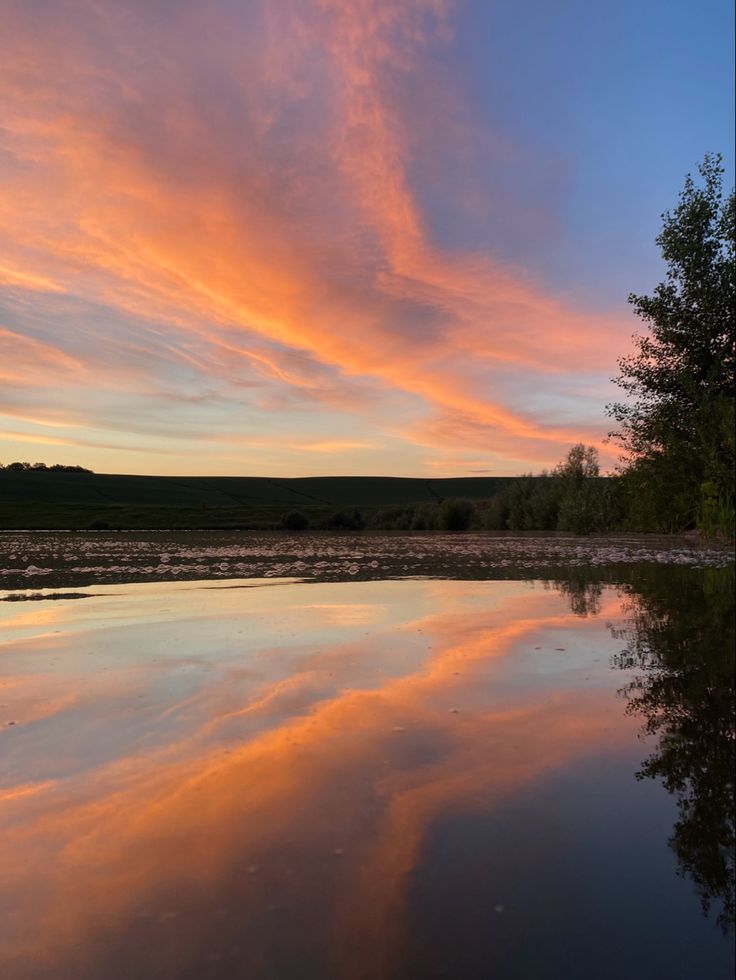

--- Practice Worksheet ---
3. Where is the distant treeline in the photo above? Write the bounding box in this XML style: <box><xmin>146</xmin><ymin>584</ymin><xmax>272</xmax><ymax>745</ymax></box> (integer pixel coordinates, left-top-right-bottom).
<box><xmin>0</xmin><ymin>461</ymin><xmax>93</xmax><ymax>473</ymax></box>
<box><xmin>278</xmin><ymin>444</ymin><xmax>651</xmax><ymax>535</ymax></box>
<box><xmin>0</xmin><ymin>447</ymin><xmax>727</xmax><ymax>533</ymax></box>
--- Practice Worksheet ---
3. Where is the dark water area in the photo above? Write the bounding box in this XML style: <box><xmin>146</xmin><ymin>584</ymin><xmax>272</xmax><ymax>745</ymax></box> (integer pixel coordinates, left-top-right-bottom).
<box><xmin>0</xmin><ymin>535</ymin><xmax>733</xmax><ymax>979</ymax></box>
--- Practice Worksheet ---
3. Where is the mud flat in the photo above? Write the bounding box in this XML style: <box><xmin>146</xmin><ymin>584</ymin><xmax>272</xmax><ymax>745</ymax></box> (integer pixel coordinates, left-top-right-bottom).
<box><xmin>1</xmin><ymin>530</ymin><xmax>732</xmax><ymax>594</ymax></box>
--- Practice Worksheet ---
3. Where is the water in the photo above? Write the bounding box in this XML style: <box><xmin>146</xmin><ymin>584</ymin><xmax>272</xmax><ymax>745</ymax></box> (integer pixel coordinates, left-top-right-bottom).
<box><xmin>0</xmin><ymin>534</ymin><xmax>733</xmax><ymax>979</ymax></box>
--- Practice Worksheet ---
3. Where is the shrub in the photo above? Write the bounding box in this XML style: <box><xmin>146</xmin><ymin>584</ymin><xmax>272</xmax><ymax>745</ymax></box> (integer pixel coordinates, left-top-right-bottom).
<box><xmin>412</xmin><ymin>503</ymin><xmax>440</xmax><ymax>530</ymax></box>
<box><xmin>323</xmin><ymin>508</ymin><xmax>365</xmax><ymax>530</ymax></box>
<box><xmin>440</xmin><ymin>499</ymin><xmax>474</xmax><ymax>531</ymax></box>
<box><xmin>698</xmin><ymin>483</ymin><xmax>735</xmax><ymax>540</ymax></box>
<box><xmin>281</xmin><ymin>511</ymin><xmax>309</xmax><ymax>531</ymax></box>
<box><xmin>368</xmin><ymin>506</ymin><xmax>413</xmax><ymax>530</ymax></box>
<box><xmin>484</xmin><ymin>494</ymin><xmax>510</xmax><ymax>530</ymax></box>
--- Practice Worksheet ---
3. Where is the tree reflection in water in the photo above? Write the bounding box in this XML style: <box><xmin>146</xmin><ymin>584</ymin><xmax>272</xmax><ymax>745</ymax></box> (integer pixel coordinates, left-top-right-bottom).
<box><xmin>609</xmin><ymin>564</ymin><xmax>735</xmax><ymax>934</ymax></box>
<box><xmin>547</xmin><ymin>571</ymin><xmax>604</xmax><ymax>617</ymax></box>
<box><xmin>547</xmin><ymin>563</ymin><xmax>735</xmax><ymax>932</ymax></box>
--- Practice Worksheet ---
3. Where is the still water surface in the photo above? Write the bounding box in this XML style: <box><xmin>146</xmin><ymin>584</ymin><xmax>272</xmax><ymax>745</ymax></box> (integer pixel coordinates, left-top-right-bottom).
<box><xmin>0</xmin><ymin>540</ymin><xmax>733</xmax><ymax>979</ymax></box>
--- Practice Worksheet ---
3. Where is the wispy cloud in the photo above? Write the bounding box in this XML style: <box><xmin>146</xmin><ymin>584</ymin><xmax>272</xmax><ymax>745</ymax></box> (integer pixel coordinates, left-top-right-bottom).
<box><xmin>0</xmin><ymin>0</ymin><xmax>633</xmax><ymax>473</ymax></box>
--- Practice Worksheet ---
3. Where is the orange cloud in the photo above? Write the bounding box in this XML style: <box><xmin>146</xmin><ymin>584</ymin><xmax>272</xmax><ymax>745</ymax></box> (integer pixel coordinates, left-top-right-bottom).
<box><xmin>0</xmin><ymin>0</ymin><xmax>632</xmax><ymax>472</ymax></box>
<box><xmin>0</xmin><ymin>327</ymin><xmax>82</xmax><ymax>386</ymax></box>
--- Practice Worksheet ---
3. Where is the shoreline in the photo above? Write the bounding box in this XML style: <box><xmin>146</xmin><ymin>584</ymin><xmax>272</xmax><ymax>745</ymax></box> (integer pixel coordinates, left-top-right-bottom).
<box><xmin>2</xmin><ymin>530</ymin><xmax>733</xmax><ymax>594</ymax></box>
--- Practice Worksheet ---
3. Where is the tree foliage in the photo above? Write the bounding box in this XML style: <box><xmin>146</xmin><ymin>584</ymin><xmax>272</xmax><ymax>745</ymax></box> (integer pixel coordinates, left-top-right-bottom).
<box><xmin>440</xmin><ymin>498</ymin><xmax>474</xmax><ymax>531</ymax></box>
<box><xmin>608</xmin><ymin>155</ymin><xmax>735</xmax><ymax>532</ymax></box>
<box><xmin>553</xmin><ymin>443</ymin><xmax>600</xmax><ymax>481</ymax></box>
<box><xmin>482</xmin><ymin>444</ymin><xmax>620</xmax><ymax>534</ymax></box>
<box><xmin>0</xmin><ymin>461</ymin><xmax>92</xmax><ymax>472</ymax></box>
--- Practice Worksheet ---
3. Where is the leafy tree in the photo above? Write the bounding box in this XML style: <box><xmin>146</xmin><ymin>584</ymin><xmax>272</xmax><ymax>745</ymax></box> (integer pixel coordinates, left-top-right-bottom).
<box><xmin>551</xmin><ymin>444</ymin><xmax>622</xmax><ymax>533</ymax></box>
<box><xmin>608</xmin><ymin>155</ymin><xmax>735</xmax><ymax>532</ymax></box>
<box><xmin>553</xmin><ymin>443</ymin><xmax>600</xmax><ymax>481</ymax></box>
<box><xmin>553</xmin><ymin>444</ymin><xmax>599</xmax><ymax>533</ymax></box>
<box><xmin>504</xmin><ymin>475</ymin><xmax>541</xmax><ymax>530</ymax></box>
<box><xmin>484</xmin><ymin>446</ymin><xmax>618</xmax><ymax>533</ymax></box>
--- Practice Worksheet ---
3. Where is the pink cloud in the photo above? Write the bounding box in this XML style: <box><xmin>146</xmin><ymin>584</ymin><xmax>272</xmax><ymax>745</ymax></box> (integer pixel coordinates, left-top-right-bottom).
<box><xmin>0</xmin><ymin>0</ymin><xmax>633</xmax><ymax>473</ymax></box>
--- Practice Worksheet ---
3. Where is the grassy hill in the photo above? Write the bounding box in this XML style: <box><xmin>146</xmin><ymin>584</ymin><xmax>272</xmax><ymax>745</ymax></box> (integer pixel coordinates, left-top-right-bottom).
<box><xmin>0</xmin><ymin>470</ymin><xmax>515</xmax><ymax>529</ymax></box>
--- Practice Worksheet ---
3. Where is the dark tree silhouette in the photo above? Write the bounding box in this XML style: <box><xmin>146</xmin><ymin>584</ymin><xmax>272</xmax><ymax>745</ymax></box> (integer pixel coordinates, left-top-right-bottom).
<box><xmin>608</xmin><ymin>155</ymin><xmax>735</xmax><ymax>532</ymax></box>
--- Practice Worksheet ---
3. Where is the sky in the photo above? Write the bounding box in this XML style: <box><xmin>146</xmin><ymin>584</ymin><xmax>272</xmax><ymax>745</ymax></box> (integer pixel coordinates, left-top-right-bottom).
<box><xmin>0</xmin><ymin>0</ymin><xmax>733</xmax><ymax>477</ymax></box>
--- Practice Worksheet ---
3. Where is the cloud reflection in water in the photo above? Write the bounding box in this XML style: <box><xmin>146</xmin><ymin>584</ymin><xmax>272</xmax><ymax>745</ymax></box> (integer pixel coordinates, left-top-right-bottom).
<box><xmin>0</xmin><ymin>577</ymin><xmax>731</xmax><ymax>979</ymax></box>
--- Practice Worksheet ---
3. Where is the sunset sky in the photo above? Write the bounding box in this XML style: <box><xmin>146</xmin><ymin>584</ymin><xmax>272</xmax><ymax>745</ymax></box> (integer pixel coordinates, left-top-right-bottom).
<box><xmin>1</xmin><ymin>0</ymin><xmax>733</xmax><ymax>476</ymax></box>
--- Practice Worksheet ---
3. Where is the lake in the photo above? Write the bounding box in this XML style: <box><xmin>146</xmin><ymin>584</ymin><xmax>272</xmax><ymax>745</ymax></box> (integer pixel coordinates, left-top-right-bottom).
<box><xmin>0</xmin><ymin>533</ymin><xmax>733</xmax><ymax>979</ymax></box>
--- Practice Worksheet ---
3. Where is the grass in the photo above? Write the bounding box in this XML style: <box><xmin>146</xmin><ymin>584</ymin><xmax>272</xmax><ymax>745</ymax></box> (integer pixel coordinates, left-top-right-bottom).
<box><xmin>0</xmin><ymin>471</ymin><xmax>515</xmax><ymax>530</ymax></box>
<box><xmin>0</xmin><ymin>501</ymin><xmax>323</xmax><ymax>531</ymax></box>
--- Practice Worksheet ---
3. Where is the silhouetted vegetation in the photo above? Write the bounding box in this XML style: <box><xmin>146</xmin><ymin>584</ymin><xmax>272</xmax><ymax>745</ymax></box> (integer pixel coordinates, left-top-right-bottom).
<box><xmin>608</xmin><ymin>155</ymin><xmax>735</xmax><ymax>537</ymax></box>
<box><xmin>0</xmin><ymin>461</ymin><xmax>93</xmax><ymax>472</ymax></box>
<box><xmin>87</xmin><ymin>518</ymin><xmax>111</xmax><ymax>530</ymax></box>
<box><xmin>478</xmin><ymin>444</ymin><xmax>623</xmax><ymax>533</ymax></box>
<box><xmin>321</xmin><ymin>508</ymin><xmax>365</xmax><ymax>530</ymax></box>
<box><xmin>281</xmin><ymin>511</ymin><xmax>309</xmax><ymax>530</ymax></box>
<box><xmin>440</xmin><ymin>499</ymin><xmax>474</xmax><ymax>531</ymax></box>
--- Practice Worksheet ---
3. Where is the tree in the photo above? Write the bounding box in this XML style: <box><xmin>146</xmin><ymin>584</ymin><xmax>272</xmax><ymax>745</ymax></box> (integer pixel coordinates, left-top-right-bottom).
<box><xmin>553</xmin><ymin>443</ymin><xmax>600</xmax><ymax>482</ymax></box>
<box><xmin>608</xmin><ymin>154</ymin><xmax>735</xmax><ymax>532</ymax></box>
<box><xmin>553</xmin><ymin>444</ymin><xmax>618</xmax><ymax>533</ymax></box>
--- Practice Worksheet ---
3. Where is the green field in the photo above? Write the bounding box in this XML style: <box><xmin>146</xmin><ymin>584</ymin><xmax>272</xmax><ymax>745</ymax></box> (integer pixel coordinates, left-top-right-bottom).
<box><xmin>0</xmin><ymin>470</ymin><xmax>515</xmax><ymax>529</ymax></box>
